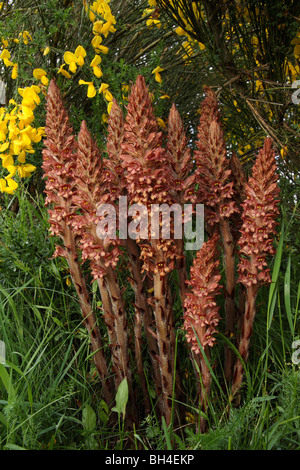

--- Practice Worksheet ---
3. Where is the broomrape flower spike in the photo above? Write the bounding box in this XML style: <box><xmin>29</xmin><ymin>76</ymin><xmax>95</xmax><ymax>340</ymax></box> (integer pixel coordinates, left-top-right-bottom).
<box><xmin>42</xmin><ymin>79</ymin><xmax>112</xmax><ymax>405</ymax></box>
<box><xmin>232</xmin><ymin>137</ymin><xmax>280</xmax><ymax>403</ymax></box>
<box><xmin>183</xmin><ymin>233</ymin><xmax>222</xmax><ymax>432</ymax></box>
<box><xmin>120</xmin><ymin>75</ymin><xmax>179</xmax><ymax>425</ymax></box>
<box><xmin>237</xmin><ymin>137</ymin><xmax>280</xmax><ymax>288</ymax></box>
<box><xmin>183</xmin><ymin>234</ymin><xmax>222</xmax><ymax>354</ymax></box>
<box><xmin>195</xmin><ymin>86</ymin><xmax>238</xmax><ymax>385</ymax></box>
<box><xmin>70</xmin><ymin>118</ymin><xmax>137</xmax><ymax>426</ymax></box>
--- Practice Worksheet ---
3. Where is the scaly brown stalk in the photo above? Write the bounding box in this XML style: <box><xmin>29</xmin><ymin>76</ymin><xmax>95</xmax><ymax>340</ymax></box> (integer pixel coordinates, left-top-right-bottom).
<box><xmin>195</xmin><ymin>88</ymin><xmax>239</xmax><ymax>386</ymax></box>
<box><xmin>106</xmin><ymin>99</ymin><xmax>154</xmax><ymax>413</ymax></box>
<box><xmin>70</xmin><ymin>121</ymin><xmax>138</xmax><ymax>424</ymax></box>
<box><xmin>120</xmin><ymin>75</ymin><xmax>179</xmax><ymax>424</ymax></box>
<box><xmin>42</xmin><ymin>80</ymin><xmax>112</xmax><ymax>404</ymax></box>
<box><xmin>183</xmin><ymin>234</ymin><xmax>222</xmax><ymax>432</ymax></box>
<box><xmin>232</xmin><ymin>138</ymin><xmax>280</xmax><ymax>404</ymax></box>
<box><xmin>166</xmin><ymin>103</ymin><xmax>195</xmax><ymax>305</ymax></box>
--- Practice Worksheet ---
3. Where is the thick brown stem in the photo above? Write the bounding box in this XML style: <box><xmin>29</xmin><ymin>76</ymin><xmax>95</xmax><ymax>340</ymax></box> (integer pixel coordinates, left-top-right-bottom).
<box><xmin>97</xmin><ymin>276</ymin><xmax>117</xmax><ymax>347</ymax></box>
<box><xmin>220</xmin><ymin>219</ymin><xmax>236</xmax><ymax>386</ymax></box>
<box><xmin>231</xmin><ymin>285</ymin><xmax>258</xmax><ymax>404</ymax></box>
<box><xmin>199</xmin><ymin>347</ymin><xmax>211</xmax><ymax>434</ymax></box>
<box><xmin>105</xmin><ymin>266</ymin><xmax>137</xmax><ymax>424</ymax></box>
<box><xmin>126</xmin><ymin>238</ymin><xmax>160</xmax><ymax>414</ymax></box>
<box><xmin>153</xmin><ymin>267</ymin><xmax>175</xmax><ymax>425</ymax></box>
<box><xmin>65</xmin><ymin>231</ymin><xmax>112</xmax><ymax>404</ymax></box>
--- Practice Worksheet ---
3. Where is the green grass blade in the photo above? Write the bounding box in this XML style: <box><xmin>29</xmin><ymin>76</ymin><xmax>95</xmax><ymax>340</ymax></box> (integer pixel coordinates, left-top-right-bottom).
<box><xmin>161</xmin><ymin>416</ymin><xmax>173</xmax><ymax>450</ymax></box>
<box><xmin>267</xmin><ymin>222</ymin><xmax>284</xmax><ymax>330</ymax></box>
<box><xmin>0</xmin><ymin>363</ymin><xmax>15</xmax><ymax>399</ymax></box>
<box><xmin>284</xmin><ymin>254</ymin><xmax>294</xmax><ymax>335</ymax></box>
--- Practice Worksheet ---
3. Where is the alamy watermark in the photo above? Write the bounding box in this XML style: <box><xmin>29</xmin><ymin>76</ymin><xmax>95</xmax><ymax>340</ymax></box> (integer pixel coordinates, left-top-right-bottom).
<box><xmin>96</xmin><ymin>196</ymin><xmax>204</xmax><ymax>251</ymax></box>
<box><xmin>292</xmin><ymin>339</ymin><xmax>300</xmax><ymax>365</ymax></box>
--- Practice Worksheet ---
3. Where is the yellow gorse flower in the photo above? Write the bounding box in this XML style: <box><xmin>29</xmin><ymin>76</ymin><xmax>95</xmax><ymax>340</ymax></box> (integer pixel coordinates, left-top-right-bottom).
<box><xmin>0</xmin><ymin>82</ymin><xmax>44</xmax><ymax>193</ymax></box>
<box><xmin>0</xmin><ymin>49</ymin><xmax>13</xmax><ymax>66</ymax></box>
<box><xmin>57</xmin><ymin>64</ymin><xmax>71</xmax><ymax>79</ymax></box>
<box><xmin>0</xmin><ymin>177</ymin><xmax>18</xmax><ymax>194</ymax></box>
<box><xmin>91</xmin><ymin>35</ymin><xmax>109</xmax><ymax>54</ymax></box>
<box><xmin>79</xmin><ymin>80</ymin><xmax>97</xmax><ymax>98</ymax></box>
<box><xmin>19</xmin><ymin>31</ymin><xmax>32</xmax><ymax>44</ymax></box>
<box><xmin>90</xmin><ymin>55</ymin><xmax>103</xmax><ymax>78</ymax></box>
<box><xmin>33</xmin><ymin>68</ymin><xmax>49</xmax><ymax>86</ymax></box>
<box><xmin>152</xmin><ymin>66</ymin><xmax>164</xmax><ymax>83</ymax></box>
<box><xmin>64</xmin><ymin>45</ymin><xmax>87</xmax><ymax>73</ymax></box>
<box><xmin>0</xmin><ymin>0</ymin><xmax>119</xmax><ymax>193</ymax></box>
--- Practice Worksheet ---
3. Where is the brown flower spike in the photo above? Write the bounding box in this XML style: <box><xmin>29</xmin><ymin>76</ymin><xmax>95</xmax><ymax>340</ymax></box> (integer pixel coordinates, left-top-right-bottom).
<box><xmin>195</xmin><ymin>87</ymin><xmax>238</xmax><ymax>384</ymax></box>
<box><xmin>42</xmin><ymin>80</ymin><xmax>112</xmax><ymax>404</ymax></box>
<box><xmin>232</xmin><ymin>137</ymin><xmax>280</xmax><ymax>402</ymax></box>
<box><xmin>183</xmin><ymin>233</ymin><xmax>222</xmax><ymax>432</ymax></box>
<box><xmin>183</xmin><ymin>234</ymin><xmax>222</xmax><ymax>353</ymax></box>
<box><xmin>120</xmin><ymin>75</ymin><xmax>178</xmax><ymax>424</ymax></box>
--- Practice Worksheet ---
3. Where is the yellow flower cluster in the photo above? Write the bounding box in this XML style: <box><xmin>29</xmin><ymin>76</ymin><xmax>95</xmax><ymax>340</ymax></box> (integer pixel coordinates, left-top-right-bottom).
<box><xmin>0</xmin><ymin>31</ymin><xmax>33</xmax><ymax>80</ymax></box>
<box><xmin>58</xmin><ymin>0</ymin><xmax>116</xmax><ymax>115</ymax></box>
<box><xmin>0</xmin><ymin>86</ymin><xmax>45</xmax><ymax>193</ymax></box>
<box><xmin>144</xmin><ymin>0</ymin><xmax>205</xmax><ymax>75</ymax></box>
<box><xmin>0</xmin><ymin>0</ymin><xmax>118</xmax><ymax>194</ymax></box>
<box><xmin>0</xmin><ymin>49</ymin><xmax>18</xmax><ymax>80</ymax></box>
<box><xmin>143</xmin><ymin>2</ymin><xmax>161</xmax><ymax>30</ymax></box>
<box><xmin>0</xmin><ymin>28</ymin><xmax>48</xmax><ymax>193</ymax></box>
<box><xmin>283</xmin><ymin>30</ymin><xmax>300</xmax><ymax>83</ymax></box>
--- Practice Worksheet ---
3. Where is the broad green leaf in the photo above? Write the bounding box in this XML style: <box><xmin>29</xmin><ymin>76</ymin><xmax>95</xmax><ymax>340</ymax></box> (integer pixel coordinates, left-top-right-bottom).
<box><xmin>112</xmin><ymin>378</ymin><xmax>128</xmax><ymax>416</ymax></box>
<box><xmin>0</xmin><ymin>363</ymin><xmax>15</xmax><ymax>398</ymax></box>
<box><xmin>82</xmin><ymin>404</ymin><xmax>97</xmax><ymax>432</ymax></box>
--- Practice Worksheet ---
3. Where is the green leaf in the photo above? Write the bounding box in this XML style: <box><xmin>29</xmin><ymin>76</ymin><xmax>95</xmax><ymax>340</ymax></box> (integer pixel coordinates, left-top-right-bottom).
<box><xmin>0</xmin><ymin>363</ymin><xmax>15</xmax><ymax>398</ymax></box>
<box><xmin>284</xmin><ymin>254</ymin><xmax>294</xmax><ymax>335</ymax></box>
<box><xmin>112</xmin><ymin>378</ymin><xmax>128</xmax><ymax>417</ymax></box>
<box><xmin>162</xmin><ymin>416</ymin><xmax>173</xmax><ymax>450</ymax></box>
<box><xmin>99</xmin><ymin>399</ymin><xmax>109</xmax><ymax>425</ymax></box>
<box><xmin>267</xmin><ymin>223</ymin><xmax>284</xmax><ymax>330</ymax></box>
<box><xmin>82</xmin><ymin>404</ymin><xmax>97</xmax><ymax>432</ymax></box>
<box><xmin>3</xmin><ymin>444</ymin><xmax>27</xmax><ymax>450</ymax></box>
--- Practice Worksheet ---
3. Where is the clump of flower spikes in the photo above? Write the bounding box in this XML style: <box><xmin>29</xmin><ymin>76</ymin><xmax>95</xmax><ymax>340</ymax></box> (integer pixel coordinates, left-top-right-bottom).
<box><xmin>237</xmin><ymin>137</ymin><xmax>280</xmax><ymax>288</ymax></box>
<box><xmin>183</xmin><ymin>234</ymin><xmax>222</xmax><ymax>353</ymax></box>
<box><xmin>0</xmin><ymin>85</ymin><xmax>45</xmax><ymax>193</ymax></box>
